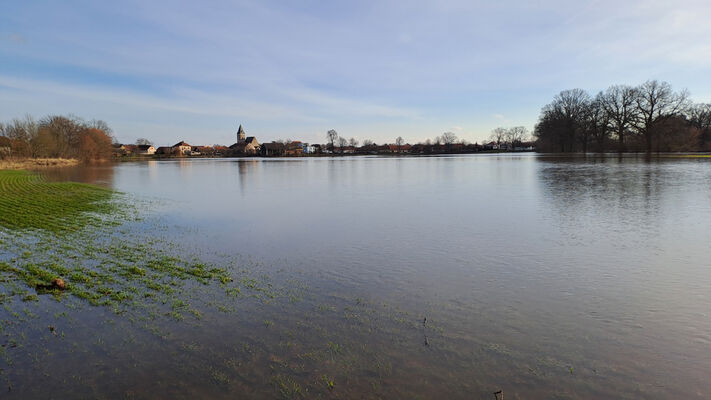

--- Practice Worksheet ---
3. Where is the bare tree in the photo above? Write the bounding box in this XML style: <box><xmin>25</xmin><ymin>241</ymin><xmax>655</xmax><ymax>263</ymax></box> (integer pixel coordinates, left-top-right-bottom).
<box><xmin>349</xmin><ymin>137</ymin><xmax>359</xmax><ymax>148</ymax></box>
<box><xmin>602</xmin><ymin>85</ymin><xmax>637</xmax><ymax>152</ymax></box>
<box><xmin>558</xmin><ymin>89</ymin><xmax>591</xmax><ymax>152</ymax></box>
<box><xmin>688</xmin><ymin>103</ymin><xmax>711</xmax><ymax>130</ymax></box>
<box><xmin>326</xmin><ymin>129</ymin><xmax>338</xmax><ymax>154</ymax></box>
<box><xmin>505</xmin><ymin>126</ymin><xmax>528</xmax><ymax>150</ymax></box>
<box><xmin>490</xmin><ymin>127</ymin><xmax>506</xmax><ymax>145</ymax></box>
<box><xmin>687</xmin><ymin>103</ymin><xmax>711</xmax><ymax>149</ymax></box>
<box><xmin>0</xmin><ymin>114</ymin><xmax>114</xmax><ymax>160</ymax></box>
<box><xmin>395</xmin><ymin>136</ymin><xmax>404</xmax><ymax>152</ymax></box>
<box><xmin>441</xmin><ymin>132</ymin><xmax>457</xmax><ymax>145</ymax></box>
<box><xmin>89</xmin><ymin>119</ymin><xmax>113</xmax><ymax>135</ymax></box>
<box><xmin>535</xmin><ymin>89</ymin><xmax>590</xmax><ymax>152</ymax></box>
<box><xmin>337</xmin><ymin>137</ymin><xmax>348</xmax><ymax>154</ymax></box>
<box><xmin>587</xmin><ymin>92</ymin><xmax>612</xmax><ymax>152</ymax></box>
<box><xmin>634</xmin><ymin>80</ymin><xmax>689</xmax><ymax>153</ymax></box>
<box><xmin>135</xmin><ymin>138</ymin><xmax>153</xmax><ymax>146</ymax></box>
<box><xmin>40</xmin><ymin>115</ymin><xmax>86</xmax><ymax>157</ymax></box>
<box><xmin>362</xmin><ymin>139</ymin><xmax>374</xmax><ymax>147</ymax></box>
<box><xmin>440</xmin><ymin>131</ymin><xmax>457</xmax><ymax>152</ymax></box>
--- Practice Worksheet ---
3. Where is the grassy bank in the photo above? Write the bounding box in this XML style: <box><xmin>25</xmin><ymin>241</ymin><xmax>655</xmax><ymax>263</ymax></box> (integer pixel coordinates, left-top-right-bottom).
<box><xmin>0</xmin><ymin>158</ymin><xmax>79</xmax><ymax>170</ymax></box>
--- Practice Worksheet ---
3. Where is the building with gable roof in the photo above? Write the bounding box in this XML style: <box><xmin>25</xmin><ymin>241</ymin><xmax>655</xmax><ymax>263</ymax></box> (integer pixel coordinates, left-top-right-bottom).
<box><xmin>229</xmin><ymin>124</ymin><xmax>260</xmax><ymax>155</ymax></box>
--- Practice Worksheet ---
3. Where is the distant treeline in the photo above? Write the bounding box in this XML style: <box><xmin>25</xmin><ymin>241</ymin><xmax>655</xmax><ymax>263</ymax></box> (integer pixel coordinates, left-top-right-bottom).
<box><xmin>534</xmin><ymin>80</ymin><xmax>711</xmax><ymax>153</ymax></box>
<box><xmin>322</xmin><ymin>129</ymin><xmax>534</xmax><ymax>155</ymax></box>
<box><xmin>0</xmin><ymin>115</ymin><xmax>114</xmax><ymax>162</ymax></box>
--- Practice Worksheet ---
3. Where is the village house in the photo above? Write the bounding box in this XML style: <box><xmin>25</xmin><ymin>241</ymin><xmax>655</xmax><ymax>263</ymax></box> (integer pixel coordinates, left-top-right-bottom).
<box><xmin>285</xmin><ymin>142</ymin><xmax>303</xmax><ymax>156</ymax></box>
<box><xmin>386</xmin><ymin>144</ymin><xmax>412</xmax><ymax>153</ymax></box>
<box><xmin>172</xmin><ymin>141</ymin><xmax>192</xmax><ymax>155</ymax></box>
<box><xmin>155</xmin><ymin>146</ymin><xmax>172</xmax><ymax>155</ymax></box>
<box><xmin>229</xmin><ymin>124</ymin><xmax>260</xmax><ymax>155</ymax></box>
<box><xmin>299</xmin><ymin>142</ymin><xmax>314</xmax><ymax>154</ymax></box>
<box><xmin>261</xmin><ymin>142</ymin><xmax>285</xmax><ymax>156</ymax></box>
<box><xmin>483</xmin><ymin>141</ymin><xmax>501</xmax><ymax>150</ymax></box>
<box><xmin>137</xmin><ymin>144</ymin><xmax>156</xmax><ymax>155</ymax></box>
<box><xmin>112</xmin><ymin>143</ymin><xmax>128</xmax><ymax>156</ymax></box>
<box><xmin>192</xmin><ymin>146</ymin><xmax>215</xmax><ymax>156</ymax></box>
<box><xmin>213</xmin><ymin>145</ymin><xmax>229</xmax><ymax>156</ymax></box>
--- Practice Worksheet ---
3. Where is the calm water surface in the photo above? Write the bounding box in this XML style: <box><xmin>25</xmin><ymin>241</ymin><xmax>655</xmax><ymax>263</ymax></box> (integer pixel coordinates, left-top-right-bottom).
<box><xmin>10</xmin><ymin>154</ymin><xmax>711</xmax><ymax>398</ymax></box>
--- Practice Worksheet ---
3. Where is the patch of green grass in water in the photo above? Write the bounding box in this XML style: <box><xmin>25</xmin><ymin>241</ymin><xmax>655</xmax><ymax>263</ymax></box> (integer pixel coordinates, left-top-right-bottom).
<box><xmin>0</xmin><ymin>170</ymin><xmax>116</xmax><ymax>232</ymax></box>
<box><xmin>0</xmin><ymin>170</ymin><xmax>247</xmax><ymax>319</ymax></box>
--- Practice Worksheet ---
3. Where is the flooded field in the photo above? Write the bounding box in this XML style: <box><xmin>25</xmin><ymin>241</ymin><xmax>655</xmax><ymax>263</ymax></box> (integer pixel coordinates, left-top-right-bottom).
<box><xmin>1</xmin><ymin>154</ymin><xmax>710</xmax><ymax>399</ymax></box>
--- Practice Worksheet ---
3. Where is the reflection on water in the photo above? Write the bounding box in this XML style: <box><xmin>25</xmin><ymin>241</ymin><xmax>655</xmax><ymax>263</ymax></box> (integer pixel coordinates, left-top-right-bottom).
<box><xmin>38</xmin><ymin>162</ymin><xmax>115</xmax><ymax>187</ymax></box>
<box><xmin>4</xmin><ymin>154</ymin><xmax>711</xmax><ymax>399</ymax></box>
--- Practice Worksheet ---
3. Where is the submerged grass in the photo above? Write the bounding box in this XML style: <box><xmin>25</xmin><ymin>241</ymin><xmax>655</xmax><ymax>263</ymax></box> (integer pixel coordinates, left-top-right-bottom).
<box><xmin>0</xmin><ymin>170</ymin><xmax>115</xmax><ymax>232</ymax></box>
<box><xmin>0</xmin><ymin>170</ymin><xmax>272</xmax><ymax>319</ymax></box>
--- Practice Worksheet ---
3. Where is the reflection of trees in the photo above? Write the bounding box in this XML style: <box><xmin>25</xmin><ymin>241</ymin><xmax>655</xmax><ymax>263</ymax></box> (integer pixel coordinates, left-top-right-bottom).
<box><xmin>536</xmin><ymin>155</ymin><xmax>672</xmax><ymax>244</ymax></box>
<box><xmin>39</xmin><ymin>164</ymin><xmax>115</xmax><ymax>188</ymax></box>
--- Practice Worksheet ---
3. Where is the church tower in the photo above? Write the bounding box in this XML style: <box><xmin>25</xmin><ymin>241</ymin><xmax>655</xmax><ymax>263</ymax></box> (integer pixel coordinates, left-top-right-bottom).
<box><xmin>237</xmin><ymin>124</ymin><xmax>246</xmax><ymax>142</ymax></box>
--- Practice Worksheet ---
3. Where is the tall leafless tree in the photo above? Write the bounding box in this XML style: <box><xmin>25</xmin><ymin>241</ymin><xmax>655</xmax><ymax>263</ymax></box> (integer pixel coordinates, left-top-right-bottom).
<box><xmin>687</xmin><ymin>103</ymin><xmax>711</xmax><ymax>149</ymax></box>
<box><xmin>441</xmin><ymin>132</ymin><xmax>457</xmax><ymax>152</ymax></box>
<box><xmin>326</xmin><ymin>129</ymin><xmax>338</xmax><ymax>153</ymax></box>
<box><xmin>441</xmin><ymin>132</ymin><xmax>457</xmax><ymax>144</ymax></box>
<box><xmin>634</xmin><ymin>80</ymin><xmax>689</xmax><ymax>153</ymax></box>
<box><xmin>395</xmin><ymin>136</ymin><xmax>404</xmax><ymax>152</ymax></box>
<box><xmin>505</xmin><ymin>126</ymin><xmax>528</xmax><ymax>150</ymax></box>
<box><xmin>490</xmin><ymin>127</ymin><xmax>506</xmax><ymax>145</ymax></box>
<box><xmin>587</xmin><ymin>92</ymin><xmax>612</xmax><ymax>152</ymax></box>
<box><xmin>556</xmin><ymin>89</ymin><xmax>591</xmax><ymax>152</ymax></box>
<box><xmin>602</xmin><ymin>85</ymin><xmax>637</xmax><ymax>152</ymax></box>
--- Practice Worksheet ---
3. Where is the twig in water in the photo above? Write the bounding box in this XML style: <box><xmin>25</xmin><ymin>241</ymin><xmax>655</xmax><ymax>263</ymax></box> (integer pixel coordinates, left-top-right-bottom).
<box><xmin>423</xmin><ymin>317</ymin><xmax>429</xmax><ymax>346</ymax></box>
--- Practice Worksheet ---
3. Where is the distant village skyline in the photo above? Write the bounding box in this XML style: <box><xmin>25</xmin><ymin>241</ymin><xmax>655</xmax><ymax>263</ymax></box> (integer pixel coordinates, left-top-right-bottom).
<box><xmin>129</xmin><ymin>123</ymin><xmax>470</xmax><ymax>148</ymax></box>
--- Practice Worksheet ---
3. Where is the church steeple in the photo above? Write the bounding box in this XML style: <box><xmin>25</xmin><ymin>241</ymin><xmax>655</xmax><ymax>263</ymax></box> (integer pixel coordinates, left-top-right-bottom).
<box><xmin>237</xmin><ymin>124</ymin><xmax>246</xmax><ymax>142</ymax></box>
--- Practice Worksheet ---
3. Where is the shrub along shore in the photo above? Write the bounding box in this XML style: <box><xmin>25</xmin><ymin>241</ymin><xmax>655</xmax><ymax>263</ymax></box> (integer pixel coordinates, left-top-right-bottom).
<box><xmin>0</xmin><ymin>157</ymin><xmax>79</xmax><ymax>170</ymax></box>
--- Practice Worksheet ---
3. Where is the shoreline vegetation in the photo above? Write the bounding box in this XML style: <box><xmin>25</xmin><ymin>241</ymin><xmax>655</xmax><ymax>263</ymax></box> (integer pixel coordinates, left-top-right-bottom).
<box><xmin>534</xmin><ymin>80</ymin><xmax>711</xmax><ymax>153</ymax></box>
<box><xmin>0</xmin><ymin>157</ymin><xmax>79</xmax><ymax>170</ymax></box>
<box><xmin>0</xmin><ymin>114</ymin><xmax>114</xmax><ymax>166</ymax></box>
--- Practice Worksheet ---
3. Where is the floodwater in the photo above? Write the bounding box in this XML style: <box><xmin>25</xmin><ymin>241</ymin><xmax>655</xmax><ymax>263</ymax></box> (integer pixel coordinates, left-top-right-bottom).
<box><xmin>5</xmin><ymin>154</ymin><xmax>711</xmax><ymax>399</ymax></box>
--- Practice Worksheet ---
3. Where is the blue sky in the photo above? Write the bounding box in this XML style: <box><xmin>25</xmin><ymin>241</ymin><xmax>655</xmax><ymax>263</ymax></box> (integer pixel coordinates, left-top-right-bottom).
<box><xmin>1</xmin><ymin>0</ymin><xmax>710</xmax><ymax>146</ymax></box>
